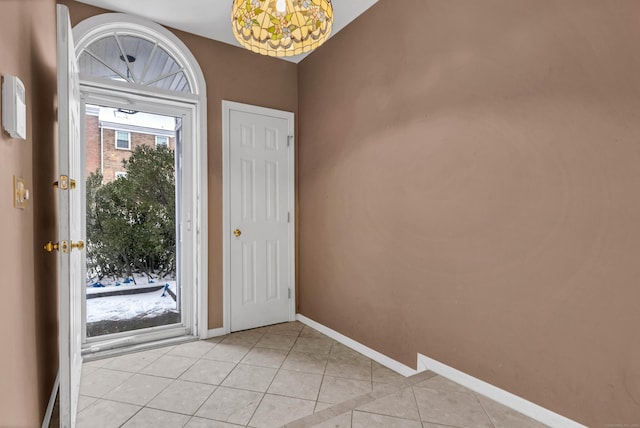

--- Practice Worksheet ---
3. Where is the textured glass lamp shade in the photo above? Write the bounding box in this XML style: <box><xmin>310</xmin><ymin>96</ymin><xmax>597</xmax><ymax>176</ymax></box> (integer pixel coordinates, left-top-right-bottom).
<box><xmin>232</xmin><ymin>0</ymin><xmax>333</xmax><ymax>57</ymax></box>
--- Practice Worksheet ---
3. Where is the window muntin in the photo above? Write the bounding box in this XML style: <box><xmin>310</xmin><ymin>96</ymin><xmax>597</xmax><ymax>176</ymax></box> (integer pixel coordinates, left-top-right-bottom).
<box><xmin>78</xmin><ymin>33</ymin><xmax>192</xmax><ymax>93</ymax></box>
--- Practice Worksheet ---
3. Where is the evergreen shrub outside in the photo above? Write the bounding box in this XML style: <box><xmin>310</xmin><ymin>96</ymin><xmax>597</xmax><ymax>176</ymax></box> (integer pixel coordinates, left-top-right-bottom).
<box><xmin>86</xmin><ymin>145</ymin><xmax>176</xmax><ymax>283</ymax></box>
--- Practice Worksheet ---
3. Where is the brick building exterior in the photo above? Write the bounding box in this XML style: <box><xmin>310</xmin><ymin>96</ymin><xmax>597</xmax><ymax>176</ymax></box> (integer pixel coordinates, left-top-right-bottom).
<box><xmin>86</xmin><ymin>114</ymin><xmax>100</xmax><ymax>176</ymax></box>
<box><xmin>85</xmin><ymin>106</ymin><xmax>177</xmax><ymax>182</ymax></box>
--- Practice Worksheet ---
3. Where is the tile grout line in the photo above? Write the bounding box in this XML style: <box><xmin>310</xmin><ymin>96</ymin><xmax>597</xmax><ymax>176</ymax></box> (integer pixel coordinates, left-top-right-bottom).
<box><xmin>82</xmin><ymin>322</ymin><xmax>404</xmax><ymax>428</ymax></box>
<box><xmin>411</xmin><ymin>384</ymin><xmax>424</xmax><ymax>424</ymax></box>
<box><xmin>370</xmin><ymin>354</ymin><xmax>374</xmax><ymax>392</ymax></box>
<box><xmin>186</xmin><ymin>381</ymin><xmax>220</xmax><ymax>422</ymax></box>
<box><xmin>97</xmin><ymin>348</ymin><xmax>165</xmax><ymax>375</ymax></box>
<box><xmin>286</xmin><ymin>391</ymin><xmax>388</xmax><ymax>427</ymax></box>
<box><xmin>316</xmin><ymin>337</ymin><xmax>333</xmax><ymax>407</ymax></box>
<box><xmin>298</xmin><ymin>326</ymin><xmax>335</xmax><ymax>424</ymax></box>
<box><xmin>353</xmin><ymin>407</ymin><xmax>427</xmax><ymax>424</ymax></box>
<box><xmin>242</xmin><ymin>325</ymin><xmax>302</xmax><ymax>427</ymax></box>
<box><xmin>284</xmin><ymin>370</ymin><xmax>436</xmax><ymax>427</ymax></box>
<box><xmin>149</xmin><ymin>329</ymin><xmax>257</xmax><ymax>426</ymax></box>
<box><xmin>311</xmin><ymin>346</ymin><xmax>327</xmax><ymax>406</ymax></box>
<box><xmin>112</xmin><ymin>342</ymin><xmax>218</xmax><ymax>426</ymax></box>
<box><xmin>233</xmin><ymin>327</ymin><xmax>269</xmax><ymax>427</ymax></box>
<box><xmin>117</xmin><ymin>405</ymin><xmax>144</xmax><ymax>428</ymax></box>
<box><xmin>474</xmin><ymin>391</ymin><xmax>499</xmax><ymax>428</ymax></box>
<box><xmin>86</xmin><ymin>368</ymin><xmax>134</xmax><ymax>402</ymax></box>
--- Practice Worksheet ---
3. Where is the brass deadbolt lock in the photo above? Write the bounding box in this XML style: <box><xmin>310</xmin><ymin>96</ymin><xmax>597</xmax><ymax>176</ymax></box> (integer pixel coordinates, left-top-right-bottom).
<box><xmin>43</xmin><ymin>241</ymin><xmax>59</xmax><ymax>253</ymax></box>
<box><xmin>44</xmin><ymin>240</ymin><xmax>84</xmax><ymax>253</ymax></box>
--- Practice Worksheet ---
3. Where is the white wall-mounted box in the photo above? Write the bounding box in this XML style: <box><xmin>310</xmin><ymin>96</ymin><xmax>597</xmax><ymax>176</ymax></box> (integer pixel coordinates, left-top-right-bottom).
<box><xmin>2</xmin><ymin>75</ymin><xmax>27</xmax><ymax>140</ymax></box>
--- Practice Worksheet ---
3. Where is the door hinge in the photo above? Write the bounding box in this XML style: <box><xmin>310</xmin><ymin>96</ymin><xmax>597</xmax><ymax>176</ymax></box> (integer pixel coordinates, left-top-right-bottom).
<box><xmin>287</xmin><ymin>212</ymin><xmax>290</xmax><ymax>223</ymax></box>
<box><xmin>287</xmin><ymin>135</ymin><xmax>293</xmax><ymax>147</ymax></box>
<box><xmin>288</xmin><ymin>288</ymin><xmax>291</xmax><ymax>299</ymax></box>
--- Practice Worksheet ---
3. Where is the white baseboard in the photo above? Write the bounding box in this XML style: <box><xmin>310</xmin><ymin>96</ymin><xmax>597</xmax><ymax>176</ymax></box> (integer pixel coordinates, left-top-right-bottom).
<box><xmin>299</xmin><ymin>314</ymin><xmax>584</xmax><ymax>428</ymax></box>
<box><xmin>41</xmin><ymin>371</ymin><xmax>59</xmax><ymax>428</ymax></box>
<box><xmin>296</xmin><ymin>314</ymin><xmax>417</xmax><ymax>377</ymax></box>
<box><xmin>207</xmin><ymin>327</ymin><xmax>227</xmax><ymax>338</ymax></box>
<box><xmin>417</xmin><ymin>353</ymin><xmax>587</xmax><ymax>428</ymax></box>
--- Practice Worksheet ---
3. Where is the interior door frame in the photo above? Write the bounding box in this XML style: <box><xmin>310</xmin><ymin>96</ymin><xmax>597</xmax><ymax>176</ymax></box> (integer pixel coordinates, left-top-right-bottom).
<box><xmin>222</xmin><ymin>100</ymin><xmax>296</xmax><ymax>335</ymax></box>
<box><xmin>79</xmin><ymin>80</ymin><xmax>208</xmax><ymax>353</ymax></box>
<box><xmin>81</xmin><ymin>84</ymin><xmax>198</xmax><ymax>353</ymax></box>
<box><xmin>72</xmin><ymin>11</ymin><xmax>209</xmax><ymax>346</ymax></box>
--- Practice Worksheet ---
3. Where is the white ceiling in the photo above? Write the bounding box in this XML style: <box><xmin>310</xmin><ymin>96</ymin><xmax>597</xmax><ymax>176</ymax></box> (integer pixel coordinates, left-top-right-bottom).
<box><xmin>73</xmin><ymin>0</ymin><xmax>379</xmax><ymax>63</ymax></box>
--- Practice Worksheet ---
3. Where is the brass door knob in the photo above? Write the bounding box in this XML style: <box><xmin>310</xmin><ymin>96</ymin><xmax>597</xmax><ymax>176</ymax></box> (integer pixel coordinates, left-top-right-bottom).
<box><xmin>233</xmin><ymin>229</ymin><xmax>242</xmax><ymax>237</ymax></box>
<box><xmin>71</xmin><ymin>240</ymin><xmax>85</xmax><ymax>251</ymax></box>
<box><xmin>43</xmin><ymin>241</ymin><xmax>59</xmax><ymax>252</ymax></box>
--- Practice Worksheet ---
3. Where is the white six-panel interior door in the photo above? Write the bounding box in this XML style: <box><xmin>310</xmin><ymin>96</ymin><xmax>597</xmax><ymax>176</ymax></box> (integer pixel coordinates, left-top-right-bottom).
<box><xmin>224</xmin><ymin>102</ymin><xmax>295</xmax><ymax>332</ymax></box>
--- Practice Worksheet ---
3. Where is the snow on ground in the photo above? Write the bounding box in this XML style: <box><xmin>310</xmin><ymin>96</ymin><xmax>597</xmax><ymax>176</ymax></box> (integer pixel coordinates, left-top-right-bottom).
<box><xmin>86</xmin><ymin>274</ymin><xmax>178</xmax><ymax>322</ymax></box>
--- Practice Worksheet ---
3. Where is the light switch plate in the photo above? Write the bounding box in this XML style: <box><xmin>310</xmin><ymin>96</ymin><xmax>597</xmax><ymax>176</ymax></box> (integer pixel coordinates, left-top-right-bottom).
<box><xmin>13</xmin><ymin>176</ymin><xmax>28</xmax><ymax>209</ymax></box>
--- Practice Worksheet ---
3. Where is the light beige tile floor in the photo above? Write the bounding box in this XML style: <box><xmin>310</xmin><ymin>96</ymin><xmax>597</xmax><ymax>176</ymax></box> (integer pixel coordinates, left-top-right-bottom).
<box><xmin>77</xmin><ymin>322</ymin><xmax>547</xmax><ymax>428</ymax></box>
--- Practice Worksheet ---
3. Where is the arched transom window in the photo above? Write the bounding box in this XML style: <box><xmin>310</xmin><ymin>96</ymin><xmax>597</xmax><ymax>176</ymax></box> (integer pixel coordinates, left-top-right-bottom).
<box><xmin>74</xmin><ymin>14</ymin><xmax>204</xmax><ymax>96</ymax></box>
<box><xmin>79</xmin><ymin>33</ymin><xmax>191</xmax><ymax>93</ymax></box>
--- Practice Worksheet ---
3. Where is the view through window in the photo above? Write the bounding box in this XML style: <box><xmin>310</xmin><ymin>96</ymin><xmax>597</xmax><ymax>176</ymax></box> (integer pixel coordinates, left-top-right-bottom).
<box><xmin>84</xmin><ymin>104</ymin><xmax>182</xmax><ymax>337</ymax></box>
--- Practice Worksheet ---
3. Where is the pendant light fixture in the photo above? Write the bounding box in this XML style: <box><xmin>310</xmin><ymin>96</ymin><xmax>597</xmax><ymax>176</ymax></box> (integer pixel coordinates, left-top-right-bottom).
<box><xmin>231</xmin><ymin>0</ymin><xmax>334</xmax><ymax>57</ymax></box>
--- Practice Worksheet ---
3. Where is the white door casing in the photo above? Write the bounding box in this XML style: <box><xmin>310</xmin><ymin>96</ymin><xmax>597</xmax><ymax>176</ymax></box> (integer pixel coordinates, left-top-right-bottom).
<box><xmin>223</xmin><ymin>101</ymin><xmax>295</xmax><ymax>332</ymax></box>
<box><xmin>73</xmin><ymin>13</ymin><xmax>209</xmax><ymax>341</ymax></box>
<box><xmin>80</xmin><ymin>91</ymin><xmax>196</xmax><ymax>351</ymax></box>
<box><xmin>57</xmin><ymin>5</ymin><xmax>83</xmax><ymax>427</ymax></box>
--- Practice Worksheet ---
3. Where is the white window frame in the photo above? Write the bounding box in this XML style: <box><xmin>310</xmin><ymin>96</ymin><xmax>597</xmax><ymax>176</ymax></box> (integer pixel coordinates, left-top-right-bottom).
<box><xmin>155</xmin><ymin>135</ymin><xmax>169</xmax><ymax>147</ymax></box>
<box><xmin>73</xmin><ymin>13</ymin><xmax>209</xmax><ymax>353</ymax></box>
<box><xmin>115</xmin><ymin>130</ymin><xmax>131</xmax><ymax>150</ymax></box>
<box><xmin>114</xmin><ymin>171</ymin><xmax>127</xmax><ymax>179</ymax></box>
<box><xmin>83</xmin><ymin>92</ymin><xmax>196</xmax><ymax>352</ymax></box>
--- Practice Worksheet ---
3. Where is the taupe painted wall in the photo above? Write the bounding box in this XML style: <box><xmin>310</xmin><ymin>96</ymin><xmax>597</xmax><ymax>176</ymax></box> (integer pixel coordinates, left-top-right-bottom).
<box><xmin>7</xmin><ymin>0</ymin><xmax>637</xmax><ymax>425</ymax></box>
<box><xmin>60</xmin><ymin>0</ymin><xmax>298</xmax><ymax>329</ymax></box>
<box><xmin>298</xmin><ymin>0</ymin><xmax>640</xmax><ymax>426</ymax></box>
<box><xmin>0</xmin><ymin>0</ymin><xmax>59</xmax><ymax>426</ymax></box>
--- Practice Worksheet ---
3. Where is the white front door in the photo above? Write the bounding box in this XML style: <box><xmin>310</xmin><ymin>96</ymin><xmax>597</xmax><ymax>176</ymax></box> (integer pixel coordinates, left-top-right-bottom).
<box><xmin>227</xmin><ymin>103</ymin><xmax>294</xmax><ymax>332</ymax></box>
<box><xmin>57</xmin><ymin>5</ymin><xmax>83</xmax><ymax>427</ymax></box>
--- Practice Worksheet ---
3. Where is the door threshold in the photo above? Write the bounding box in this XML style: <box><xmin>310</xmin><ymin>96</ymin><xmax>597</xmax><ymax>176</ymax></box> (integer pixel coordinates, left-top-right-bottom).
<box><xmin>82</xmin><ymin>334</ymin><xmax>197</xmax><ymax>362</ymax></box>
